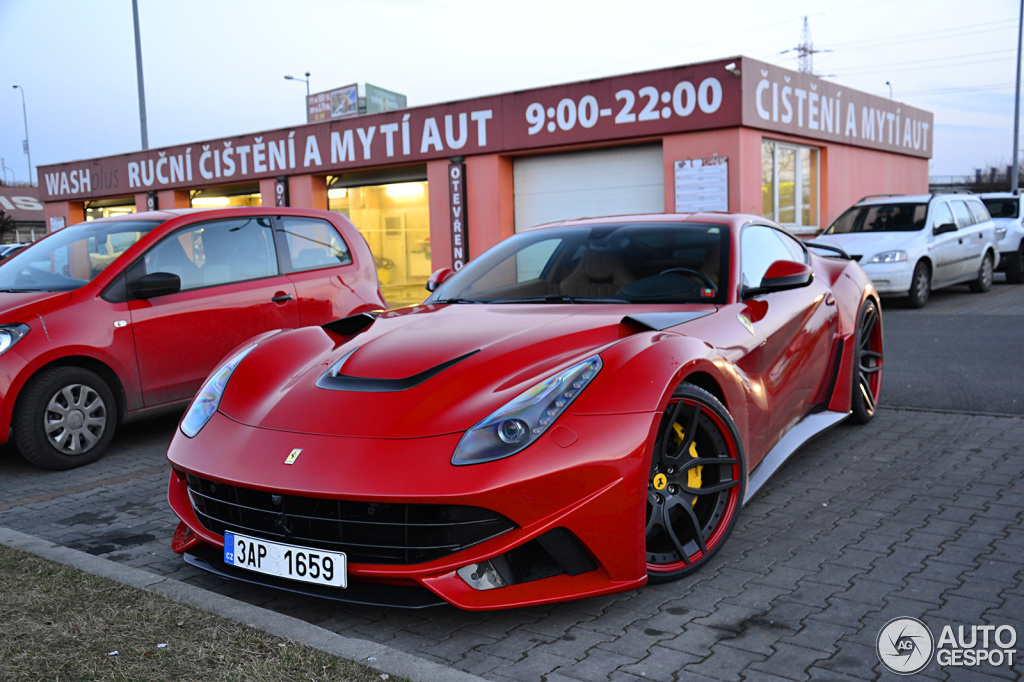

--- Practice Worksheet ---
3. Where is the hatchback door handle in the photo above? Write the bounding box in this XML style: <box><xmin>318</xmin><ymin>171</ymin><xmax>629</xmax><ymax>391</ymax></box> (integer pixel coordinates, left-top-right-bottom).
<box><xmin>272</xmin><ymin>293</ymin><xmax>294</xmax><ymax>303</ymax></box>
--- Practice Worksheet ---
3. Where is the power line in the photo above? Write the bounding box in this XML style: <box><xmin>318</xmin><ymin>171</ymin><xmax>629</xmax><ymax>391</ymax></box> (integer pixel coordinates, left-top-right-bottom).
<box><xmin>831</xmin><ymin>55</ymin><xmax>1016</xmax><ymax>77</ymax></box>
<box><xmin>838</xmin><ymin>48</ymin><xmax>1014</xmax><ymax>68</ymax></box>
<box><xmin>824</xmin><ymin>20</ymin><xmax>1016</xmax><ymax>51</ymax></box>
<box><xmin>894</xmin><ymin>82</ymin><xmax>1017</xmax><ymax>97</ymax></box>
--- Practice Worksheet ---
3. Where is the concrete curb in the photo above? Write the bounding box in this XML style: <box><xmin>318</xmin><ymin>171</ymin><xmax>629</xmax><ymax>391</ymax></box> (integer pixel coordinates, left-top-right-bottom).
<box><xmin>0</xmin><ymin>525</ymin><xmax>484</xmax><ymax>682</ymax></box>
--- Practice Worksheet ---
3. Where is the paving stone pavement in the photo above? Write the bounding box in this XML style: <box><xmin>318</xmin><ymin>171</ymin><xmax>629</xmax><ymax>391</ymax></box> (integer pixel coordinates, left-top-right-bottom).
<box><xmin>2</xmin><ymin>282</ymin><xmax>1022</xmax><ymax>680</ymax></box>
<box><xmin>1</xmin><ymin>402</ymin><xmax>1021</xmax><ymax>681</ymax></box>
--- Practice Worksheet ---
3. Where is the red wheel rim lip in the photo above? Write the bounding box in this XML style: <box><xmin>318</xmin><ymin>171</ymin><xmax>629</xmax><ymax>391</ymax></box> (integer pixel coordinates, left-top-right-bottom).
<box><xmin>646</xmin><ymin>398</ymin><xmax>743</xmax><ymax>574</ymax></box>
<box><xmin>861</xmin><ymin>305</ymin><xmax>884</xmax><ymax>407</ymax></box>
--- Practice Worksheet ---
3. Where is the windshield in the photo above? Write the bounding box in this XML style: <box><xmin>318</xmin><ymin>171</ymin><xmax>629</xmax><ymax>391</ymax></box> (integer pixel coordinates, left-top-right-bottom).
<box><xmin>981</xmin><ymin>198</ymin><xmax>1019</xmax><ymax>220</ymax></box>
<box><xmin>427</xmin><ymin>222</ymin><xmax>729</xmax><ymax>305</ymax></box>
<box><xmin>824</xmin><ymin>202</ymin><xmax>928</xmax><ymax>234</ymax></box>
<box><xmin>0</xmin><ymin>219</ymin><xmax>163</xmax><ymax>292</ymax></box>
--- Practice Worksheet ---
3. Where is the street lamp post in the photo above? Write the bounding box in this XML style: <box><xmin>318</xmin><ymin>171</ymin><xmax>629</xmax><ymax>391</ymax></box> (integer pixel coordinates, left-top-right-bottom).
<box><xmin>284</xmin><ymin>71</ymin><xmax>311</xmax><ymax>97</ymax></box>
<box><xmin>11</xmin><ymin>84</ymin><xmax>32</xmax><ymax>185</ymax></box>
<box><xmin>133</xmin><ymin>0</ymin><xmax>149</xmax><ymax>150</ymax></box>
<box><xmin>1012</xmin><ymin>0</ymin><xmax>1022</xmax><ymax>191</ymax></box>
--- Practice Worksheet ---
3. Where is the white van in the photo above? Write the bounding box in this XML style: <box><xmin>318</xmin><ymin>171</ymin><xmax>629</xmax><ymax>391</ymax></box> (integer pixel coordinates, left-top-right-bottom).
<box><xmin>814</xmin><ymin>194</ymin><xmax>999</xmax><ymax>307</ymax></box>
<box><xmin>979</xmin><ymin>192</ymin><xmax>1024</xmax><ymax>284</ymax></box>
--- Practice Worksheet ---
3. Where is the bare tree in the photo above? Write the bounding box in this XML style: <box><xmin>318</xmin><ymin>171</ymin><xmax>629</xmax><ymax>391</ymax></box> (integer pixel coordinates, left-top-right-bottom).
<box><xmin>0</xmin><ymin>210</ymin><xmax>16</xmax><ymax>242</ymax></box>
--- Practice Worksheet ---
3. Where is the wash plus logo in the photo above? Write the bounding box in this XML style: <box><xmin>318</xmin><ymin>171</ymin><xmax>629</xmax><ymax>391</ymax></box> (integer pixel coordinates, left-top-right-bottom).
<box><xmin>877</xmin><ymin>617</ymin><xmax>934</xmax><ymax>675</ymax></box>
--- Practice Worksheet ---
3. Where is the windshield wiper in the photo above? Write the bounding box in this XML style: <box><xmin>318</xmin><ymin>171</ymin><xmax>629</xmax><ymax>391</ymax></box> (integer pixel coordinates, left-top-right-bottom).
<box><xmin>434</xmin><ymin>297</ymin><xmax>485</xmax><ymax>304</ymax></box>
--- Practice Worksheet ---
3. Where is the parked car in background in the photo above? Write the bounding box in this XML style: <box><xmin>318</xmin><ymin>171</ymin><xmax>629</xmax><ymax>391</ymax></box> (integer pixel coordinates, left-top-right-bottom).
<box><xmin>0</xmin><ymin>243</ymin><xmax>28</xmax><ymax>261</ymax></box>
<box><xmin>815</xmin><ymin>194</ymin><xmax>999</xmax><ymax>307</ymax></box>
<box><xmin>0</xmin><ymin>207</ymin><xmax>386</xmax><ymax>470</ymax></box>
<box><xmin>166</xmin><ymin>212</ymin><xmax>883</xmax><ymax>610</ymax></box>
<box><xmin>979</xmin><ymin>192</ymin><xmax>1024</xmax><ymax>284</ymax></box>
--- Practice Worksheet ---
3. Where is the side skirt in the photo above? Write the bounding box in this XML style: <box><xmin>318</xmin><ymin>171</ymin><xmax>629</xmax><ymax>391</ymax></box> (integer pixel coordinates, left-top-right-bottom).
<box><xmin>743</xmin><ymin>410</ymin><xmax>849</xmax><ymax>504</ymax></box>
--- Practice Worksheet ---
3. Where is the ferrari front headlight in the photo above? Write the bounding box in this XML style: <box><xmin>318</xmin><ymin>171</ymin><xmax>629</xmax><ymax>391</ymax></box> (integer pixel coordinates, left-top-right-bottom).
<box><xmin>452</xmin><ymin>355</ymin><xmax>602</xmax><ymax>466</ymax></box>
<box><xmin>867</xmin><ymin>250</ymin><xmax>907</xmax><ymax>264</ymax></box>
<box><xmin>180</xmin><ymin>344</ymin><xmax>257</xmax><ymax>437</ymax></box>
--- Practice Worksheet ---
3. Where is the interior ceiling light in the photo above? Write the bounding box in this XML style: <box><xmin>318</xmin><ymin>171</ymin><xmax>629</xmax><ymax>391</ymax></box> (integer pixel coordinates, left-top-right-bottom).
<box><xmin>384</xmin><ymin>182</ymin><xmax>425</xmax><ymax>198</ymax></box>
<box><xmin>192</xmin><ymin>196</ymin><xmax>231</xmax><ymax>207</ymax></box>
<box><xmin>327</xmin><ymin>188</ymin><xmax>348</xmax><ymax>199</ymax></box>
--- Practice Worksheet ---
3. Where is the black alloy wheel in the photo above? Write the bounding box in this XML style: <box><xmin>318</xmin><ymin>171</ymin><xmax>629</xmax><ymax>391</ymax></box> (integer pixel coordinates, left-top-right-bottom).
<box><xmin>646</xmin><ymin>383</ymin><xmax>745</xmax><ymax>583</ymax></box>
<box><xmin>850</xmin><ymin>298</ymin><xmax>883</xmax><ymax>424</ymax></box>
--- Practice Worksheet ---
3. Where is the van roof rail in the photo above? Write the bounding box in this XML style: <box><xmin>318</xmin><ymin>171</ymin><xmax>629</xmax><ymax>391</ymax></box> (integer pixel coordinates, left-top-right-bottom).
<box><xmin>857</xmin><ymin>193</ymin><xmax>904</xmax><ymax>202</ymax></box>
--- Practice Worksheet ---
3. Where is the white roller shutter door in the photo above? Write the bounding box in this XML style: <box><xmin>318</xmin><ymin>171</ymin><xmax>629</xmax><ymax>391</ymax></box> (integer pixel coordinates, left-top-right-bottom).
<box><xmin>513</xmin><ymin>145</ymin><xmax>665</xmax><ymax>232</ymax></box>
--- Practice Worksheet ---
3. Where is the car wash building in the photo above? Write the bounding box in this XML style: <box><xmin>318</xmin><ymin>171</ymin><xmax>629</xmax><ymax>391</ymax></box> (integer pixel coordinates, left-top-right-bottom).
<box><xmin>0</xmin><ymin>185</ymin><xmax>45</xmax><ymax>243</ymax></box>
<box><xmin>37</xmin><ymin>56</ymin><xmax>932</xmax><ymax>307</ymax></box>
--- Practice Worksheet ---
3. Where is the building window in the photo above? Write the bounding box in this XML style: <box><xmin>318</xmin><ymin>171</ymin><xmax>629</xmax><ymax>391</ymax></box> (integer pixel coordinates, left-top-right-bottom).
<box><xmin>761</xmin><ymin>140</ymin><xmax>819</xmax><ymax>235</ymax></box>
<box><xmin>85</xmin><ymin>203</ymin><xmax>136</xmax><ymax>221</ymax></box>
<box><xmin>328</xmin><ymin>181</ymin><xmax>431</xmax><ymax>308</ymax></box>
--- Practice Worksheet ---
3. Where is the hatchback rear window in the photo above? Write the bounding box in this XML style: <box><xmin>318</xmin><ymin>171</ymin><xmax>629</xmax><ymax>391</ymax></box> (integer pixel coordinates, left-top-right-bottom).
<box><xmin>278</xmin><ymin>217</ymin><xmax>353</xmax><ymax>272</ymax></box>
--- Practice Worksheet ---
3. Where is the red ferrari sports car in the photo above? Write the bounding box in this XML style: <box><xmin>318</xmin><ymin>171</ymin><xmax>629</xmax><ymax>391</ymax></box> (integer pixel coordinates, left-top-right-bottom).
<box><xmin>166</xmin><ymin>213</ymin><xmax>883</xmax><ymax>610</ymax></box>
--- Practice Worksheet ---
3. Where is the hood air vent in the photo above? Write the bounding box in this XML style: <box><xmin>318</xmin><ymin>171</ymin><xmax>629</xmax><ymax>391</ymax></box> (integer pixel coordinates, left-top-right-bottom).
<box><xmin>317</xmin><ymin>348</ymin><xmax>480</xmax><ymax>393</ymax></box>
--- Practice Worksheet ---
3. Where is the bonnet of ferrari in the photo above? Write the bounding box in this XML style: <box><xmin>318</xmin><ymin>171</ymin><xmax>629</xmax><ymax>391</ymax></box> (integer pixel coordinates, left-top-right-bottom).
<box><xmin>213</xmin><ymin>303</ymin><xmax>713</xmax><ymax>442</ymax></box>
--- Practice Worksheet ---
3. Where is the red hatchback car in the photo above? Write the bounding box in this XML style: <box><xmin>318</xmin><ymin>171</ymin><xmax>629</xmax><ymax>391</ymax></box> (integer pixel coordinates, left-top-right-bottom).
<box><xmin>0</xmin><ymin>207</ymin><xmax>386</xmax><ymax>470</ymax></box>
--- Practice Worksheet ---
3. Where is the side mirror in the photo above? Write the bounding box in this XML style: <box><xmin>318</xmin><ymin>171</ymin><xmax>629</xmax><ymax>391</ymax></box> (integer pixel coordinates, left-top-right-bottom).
<box><xmin>425</xmin><ymin>267</ymin><xmax>455</xmax><ymax>292</ymax></box>
<box><xmin>743</xmin><ymin>260</ymin><xmax>814</xmax><ymax>298</ymax></box>
<box><xmin>934</xmin><ymin>222</ymin><xmax>958</xmax><ymax>236</ymax></box>
<box><xmin>128</xmin><ymin>271</ymin><xmax>181</xmax><ymax>299</ymax></box>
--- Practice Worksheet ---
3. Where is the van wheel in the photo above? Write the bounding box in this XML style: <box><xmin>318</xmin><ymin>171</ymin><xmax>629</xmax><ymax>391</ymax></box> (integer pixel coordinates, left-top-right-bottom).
<box><xmin>968</xmin><ymin>252</ymin><xmax>994</xmax><ymax>293</ymax></box>
<box><xmin>907</xmin><ymin>261</ymin><xmax>930</xmax><ymax>308</ymax></box>
<box><xmin>14</xmin><ymin>366</ymin><xmax>117</xmax><ymax>470</ymax></box>
<box><xmin>1005</xmin><ymin>243</ymin><xmax>1024</xmax><ymax>284</ymax></box>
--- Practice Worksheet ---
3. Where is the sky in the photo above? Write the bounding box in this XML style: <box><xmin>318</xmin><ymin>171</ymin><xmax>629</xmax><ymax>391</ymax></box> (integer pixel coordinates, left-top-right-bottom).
<box><xmin>0</xmin><ymin>0</ymin><xmax>1020</xmax><ymax>185</ymax></box>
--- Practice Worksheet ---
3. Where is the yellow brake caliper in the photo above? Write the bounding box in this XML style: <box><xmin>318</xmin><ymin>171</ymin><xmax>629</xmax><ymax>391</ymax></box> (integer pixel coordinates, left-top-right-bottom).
<box><xmin>673</xmin><ymin>422</ymin><xmax>702</xmax><ymax>506</ymax></box>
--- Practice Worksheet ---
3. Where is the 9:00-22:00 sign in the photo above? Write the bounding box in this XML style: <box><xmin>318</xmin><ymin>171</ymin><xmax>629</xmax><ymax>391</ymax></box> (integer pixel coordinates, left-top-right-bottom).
<box><xmin>524</xmin><ymin>78</ymin><xmax>725</xmax><ymax>135</ymax></box>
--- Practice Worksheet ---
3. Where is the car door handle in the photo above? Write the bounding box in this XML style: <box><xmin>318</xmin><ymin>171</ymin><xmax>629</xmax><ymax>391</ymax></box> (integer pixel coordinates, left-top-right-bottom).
<box><xmin>271</xmin><ymin>293</ymin><xmax>294</xmax><ymax>303</ymax></box>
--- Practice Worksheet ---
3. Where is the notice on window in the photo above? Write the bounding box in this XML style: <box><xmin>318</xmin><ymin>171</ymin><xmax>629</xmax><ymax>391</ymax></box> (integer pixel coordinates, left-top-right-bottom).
<box><xmin>674</xmin><ymin>156</ymin><xmax>728</xmax><ymax>213</ymax></box>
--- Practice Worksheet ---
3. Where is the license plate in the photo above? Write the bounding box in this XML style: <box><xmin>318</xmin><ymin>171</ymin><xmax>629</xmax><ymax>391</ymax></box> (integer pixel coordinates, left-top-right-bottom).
<box><xmin>224</xmin><ymin>531</ymin><xmax>347</xmax><ymax>588</ymax></box>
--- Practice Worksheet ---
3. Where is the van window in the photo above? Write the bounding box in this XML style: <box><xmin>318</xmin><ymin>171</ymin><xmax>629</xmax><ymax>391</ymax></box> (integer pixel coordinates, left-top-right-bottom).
<box><xmin>932</xmin><ymin>203</ymin><xmax>955</xmax><ymax>230</ymax></box>
<box><xmin>982</xmin><ymin>197</ymin><xmax>1019</xmax><ymax>219</ymax></box>
<box><xmin>826</xmin><ymin>202</ymin><xmax>927</xmax><ymax>234</ymax></box>
<box><xmin>967</xmin><ymin>201</ymin><xmax>991</xmax><ymax>224</ymax></box>
<box><xmin>950</xmin><ymin>201</ymin><xmax>975</xmax><ymax>228</ymax></box>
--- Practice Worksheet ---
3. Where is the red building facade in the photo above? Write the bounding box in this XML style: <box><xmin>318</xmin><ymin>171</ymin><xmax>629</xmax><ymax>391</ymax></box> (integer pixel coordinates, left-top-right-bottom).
<box><xmin>38</xmin><ymin>56</ymin><xmax>932</xmax><ymax>307</ymax></box>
